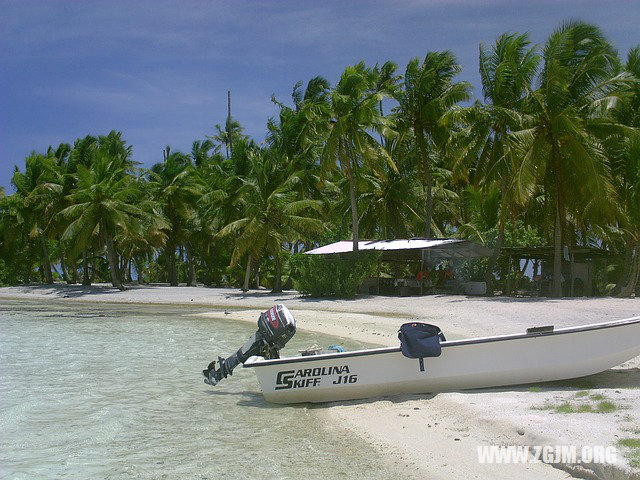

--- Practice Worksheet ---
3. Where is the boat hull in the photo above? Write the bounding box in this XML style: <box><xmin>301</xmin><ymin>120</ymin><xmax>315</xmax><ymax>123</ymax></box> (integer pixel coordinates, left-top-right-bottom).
<box><xmin>243</xmin><ymin>317</ymin><xmax>640</xmax><ymax>404</ymax></box>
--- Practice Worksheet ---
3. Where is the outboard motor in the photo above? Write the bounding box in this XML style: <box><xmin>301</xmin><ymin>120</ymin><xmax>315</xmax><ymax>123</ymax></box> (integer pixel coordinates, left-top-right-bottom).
<box><xmin>203</xmin><ymin>304</ymin><xmax>296</xmax><ymax>386</ymax></box>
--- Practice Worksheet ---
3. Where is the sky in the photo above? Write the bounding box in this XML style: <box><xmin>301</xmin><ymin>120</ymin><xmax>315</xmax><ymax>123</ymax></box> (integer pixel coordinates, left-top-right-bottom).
<box><xmin>1</xmin><ymin>0</ymin><xmax>639</xmax><ymax>192</ymax></box>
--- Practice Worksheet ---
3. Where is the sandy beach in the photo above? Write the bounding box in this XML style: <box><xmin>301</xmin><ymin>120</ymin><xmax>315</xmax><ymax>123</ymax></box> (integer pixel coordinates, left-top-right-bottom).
<box><xmin>1</xmin><ymin>284</ymin><xmax>639</xmax><ymax>479</ymax></box>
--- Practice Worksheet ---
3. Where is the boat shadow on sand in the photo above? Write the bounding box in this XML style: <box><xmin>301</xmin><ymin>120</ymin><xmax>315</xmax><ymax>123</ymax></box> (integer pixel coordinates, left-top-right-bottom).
<box><xmin>222</xmin><ymin>367</ymin><xmax>640</xmax><ymax>409</ymax></box>
<box><xmin>532</xmin><ymin>366</ymin><xmax>640</xmax><ymax>391</ymax></box>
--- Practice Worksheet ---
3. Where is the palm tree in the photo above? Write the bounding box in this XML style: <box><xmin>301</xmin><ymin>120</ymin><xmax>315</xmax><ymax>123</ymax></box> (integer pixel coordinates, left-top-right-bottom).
<box><xmin>191</xmin><ymin>139</ymin><xmax>216</xmax><ymax>168</ymax></box>
<box><xmin>48</xmin><ymin>143</ymin><xmax>72</xmax><ymax>165</ymax></box>
<box><xmin>199</xmin><ymin>135</ymin><xmax>260</xmax><ymax>287</ymax></box>
<box><xmin>149</xmin><ymin>148</ymin><xmax>202</xmax><ymax>286</ymax></box>
<box><xmin>512</xmin><ymin>21</ymin><xmax>633</xmax><ymax>296</ymax></box>
<box><xmin>0</xmin><ymin>192</ymin><xmax>35</xmax><ymax>284</ymax></box>
<box><xmin>98</xmin><ymin>130</ymin><xmax>135</xmax><ymax>168</ymax></box>
<box><xmin>117</xmin><ymin>177</ymin><xmax>168</xmax><ymax>285</ymax></box>
<box><xmin>11</xmin><ymin>152</ymin><xmax>64</xmax><ymax>284</ymax></box>
<box><xmin>268</xmin><ymin>76</ymin><xmax>331</xmax><ymax>255</ymax></box>
<box><xmin>69</xmin><ymin>135</ymin><xmax>99</xmax><ymax>170</ymax></box>
<box><xmin>322</xmin><ymin>61</ymin><xmax>397</xmax><ymax>253</ymax></box>
<box><xmin>209</xmin><ymin>118</ymin><xmax>244</xmax><ymax>159</ymax></box>
<box><xmin>607</xmin><ymin>46</ymin><xmax>640</xmax><ymax>296</ymax></box>
<box><xmin>269</xmin><ymin>76</ymin><xmax>331</xmax><ymax>159</ymax></box>
<box><xmin>218</xmin><ymin>149</ymin><xmax>323</xmax><ymax>292</ymax></box>
<box><xmin>395</xmin><ymin>51</ymin><xmax>471</xmax><ymax>238</ymax></box>
<box><xmin>46</xmin><ymin>142</ymin><xmax>76</xmax><ymax>283</ymax></box>
<box><xmin>194</xmin><ymin>151</ymin><xmax>234</xmax><ymax>285</ymax></box>
<box><xmin>60</xmin><ymin>135</ymin><xmax>142</xmax><ymax>290</ymax></box>
<box><xmin>456</xmin><ymin>33</ymin><xmax>540</xmax><ymax>294</ymax></box>
<box><xmin>67</xmin><ymin>135</ymin><xmax>99</xmax><ymax>284</ymax></box>
<box><xmin>357</xmin><ymin>130</ymin><xmax>422</xmax><ymax>239</ymax></box>
<box><xmin>275</xmin><ymin>75</ymin><xmax>331</xmax><ymax>114</ymax></box>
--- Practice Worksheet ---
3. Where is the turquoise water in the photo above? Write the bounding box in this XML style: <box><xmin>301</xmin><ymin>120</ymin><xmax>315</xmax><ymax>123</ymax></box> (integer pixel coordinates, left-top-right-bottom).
<box><xmin>0</xmin><ymin>300</ymin><xmax>395</xmax><ymax>479</ymax></box>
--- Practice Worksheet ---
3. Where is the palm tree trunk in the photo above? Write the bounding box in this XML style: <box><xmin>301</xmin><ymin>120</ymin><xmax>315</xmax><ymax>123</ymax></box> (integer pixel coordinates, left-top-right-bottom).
<box><xmin>135</xmin><ymin>256</ymin><xmax>145</xmax><ymax>285</ymax></box>
<box><xmin>116</xmin><ymin>255</ymin><xmax>122</xmax><ymax>282</ymax></box>
<box><xmin>207</xmin><ymin>246</ymin><xmax>216</xmax><ymax>286</ymax></box>
<box><xmin>379</xmin><ymin>100</ymin><xmax>385</xmax><ymax>145</ymax></box>
<box><xmin>40</xmin><ymin>235</ymin><xmax>53</xmax><ymax>284</ymax></box>
<box><xmin>413</xmin><ymin>124</ymin><xmax>432</xmax><ymax>238</ymax></box>
<box><xmin>344</xmin><ymin>140</ymin><xmax>359</xmax><ymax>253</ymax></box>
<box><xmin>82</xmin><ymin>249</ymin><xmax>91</xmax><ymax>286</ymax></box>
<box><xmin>23</xmin><ymin>263</ymin><xmax>31</xmax><ymax>284</ymax></box>
<box><xmin>126</xmin><ymin>258</ymin><xmax>133</xmax><ymax>283</ymax></box>
<box><xmin>551</xmin><ymin>145</ymin><xmax>564</xmax><ymax>298</ymax></box>
<box><xmin>485</xmin><ymin>177</ymin><xmax>507</xmax><ymax>296</ymax></box>
<box><xmin>485</xmin><ymin>219</ymin><xmax>505</xmax><ymax>295</ymax></box>
<box><xmin>242</xmin><ymin>255</ymin><xmax>252</xmax><ymax>292</ymax></box>
<box><xmin>347</xmin><ymin>165</ymin><xmax>359</xmax><ymax>252</ymax></box>
<box><xmin>619</xmin><ymin>237</ymin><xmax>640</xmax><ymax>297</ymax></box>
<box><xmin>186</xmin><ymin>243</ymin><xmax>197</xmax><ymax>287</ymax></box>
<box><xmin>166</xmin><ymin>239</ymin><xmax>178</xmax><ymax>286</ymax></box>
<box><xmin>552</xmin><ymin>195</ymin><xmax>563</xmax><ymax>297</ymax></box>
<box><xmin>254</xmin><ymin>262</ymin><xmax>260</xmax><ymax>289</ymax></box>
<box><xmin>616</xmin><ymin>240</ymin><xmax>633</xmax><ymax>294</ymax></box>
<box><xmin>227</xmin><ymin>90</ymin><xmax>233</xmax><ymax>157</ymax></box>
<box><xmin>425</xmin><ymin>169</ymin><xmax>433</xmax><ymax>239</ymax></box>
<box><xmin>58</xmin><ymin>239</ymin><xmax>70</xmax><ymax>284</ymax></box>
<box><xmin>101</xmin><ymin>220</ymin><xmax>125</xmax><ymax>291</ymax></box>
<box><xmin>119</xmin><ymin>255</ymin><xmax>127</xmax><ymax>282</ymax></box>
<box><xmin>271</xmin><ymin>253</ymin><xmax>282</xmax><ymax>293</ymax></box>
<box><xmin>69</xmin><ymin>257</ymin><xmax>79</xmax><ymax>284</ymax></box>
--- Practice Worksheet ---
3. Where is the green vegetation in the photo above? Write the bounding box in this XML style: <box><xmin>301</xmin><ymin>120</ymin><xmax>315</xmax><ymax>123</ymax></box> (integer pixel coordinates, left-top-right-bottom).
<box><xmin>618</xmin><ymin>438</ymin><xmax>640</xmax><ymax>468</ymax></box>
<box><xmin>556</xmin><ymin>402</ymin><xmax>579</xmax><ymax>413</ymax></box>
<box><xmin>292</xmin><ymin>253</ymin><xmax>378</xmax><ymax>298</ymax></box>
<box><xmin>1</xmin><ymin>21</ymin><xmax>639</xmax><ymax>295</ymax></box>
<box><xmin>533</xmin><ymin>396</ymin><xmax>620</xmax><ymax>414</ymax></box>
<box><xmin>619</xmin><ymin>438</ymin><xmax>640</xmax><ymax>449</ymax></box>
<box><xmin>597</xmin><ymin>401</ymin><xmax>617</xmax><ymax>413</ymax></box>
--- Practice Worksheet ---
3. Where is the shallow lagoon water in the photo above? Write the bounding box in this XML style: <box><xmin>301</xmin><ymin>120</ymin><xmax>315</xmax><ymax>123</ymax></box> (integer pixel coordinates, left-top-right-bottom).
<box><xmin>0</xmin><ymin>300</ymin><xmax>394</xmax><ymax>479</ymax></box>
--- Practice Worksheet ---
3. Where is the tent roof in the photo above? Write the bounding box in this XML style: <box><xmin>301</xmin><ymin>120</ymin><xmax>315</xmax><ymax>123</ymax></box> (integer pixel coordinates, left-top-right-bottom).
<box><xmin>305</xmin><ymin>238</ymin><xmax>492</xmax><ymax>261</ymax></box>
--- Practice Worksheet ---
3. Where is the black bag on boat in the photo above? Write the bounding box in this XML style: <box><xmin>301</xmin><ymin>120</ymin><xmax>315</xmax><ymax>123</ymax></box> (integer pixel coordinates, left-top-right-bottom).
<box><xmin>398</xmin><ymin>323</ymin><xmax>446</xmax><ymax>371</ymax></box>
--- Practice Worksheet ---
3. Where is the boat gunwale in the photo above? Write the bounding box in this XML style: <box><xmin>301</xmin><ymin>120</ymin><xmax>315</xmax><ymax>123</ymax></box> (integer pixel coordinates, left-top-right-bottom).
<box><xmin>243</xmin><ymin>316</ymin><xmax>640</xmax><ymax>368</ymax></box>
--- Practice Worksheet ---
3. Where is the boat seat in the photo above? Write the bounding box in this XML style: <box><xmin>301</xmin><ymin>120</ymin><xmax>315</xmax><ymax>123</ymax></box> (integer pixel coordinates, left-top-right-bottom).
<box><xmin>398</xmin><ymin>323</ymin><xmax>446</xmax><ymax>371</ymax></box>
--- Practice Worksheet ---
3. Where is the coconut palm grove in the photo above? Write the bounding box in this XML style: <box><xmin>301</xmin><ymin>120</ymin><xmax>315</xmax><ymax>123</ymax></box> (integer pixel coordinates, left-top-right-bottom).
<box><xmin>1</xmin><ymin>21</ymin><xmax>639</xmax><ymax>297</ymax></box>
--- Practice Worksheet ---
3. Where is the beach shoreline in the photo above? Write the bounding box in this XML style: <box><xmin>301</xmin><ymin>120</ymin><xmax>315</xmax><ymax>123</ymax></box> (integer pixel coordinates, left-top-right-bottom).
<box><xmin>2</xmin><ymin>284</ymin><xmax>639</xmax><ymax>479</ymax></box>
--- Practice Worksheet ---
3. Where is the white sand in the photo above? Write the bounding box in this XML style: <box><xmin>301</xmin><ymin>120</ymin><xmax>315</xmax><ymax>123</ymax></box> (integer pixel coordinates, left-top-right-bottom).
<box><xmin>2</xmin><ymin>284</ymin><xmax>639</xmax><ymax>479</ymax></box>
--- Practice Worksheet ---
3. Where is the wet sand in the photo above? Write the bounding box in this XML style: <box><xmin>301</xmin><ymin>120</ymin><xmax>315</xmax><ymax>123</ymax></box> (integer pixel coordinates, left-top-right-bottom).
<box><xmin>2</xmin><ymin>284</ymin><xmax>639</xmax><ymax>479</ymax></box>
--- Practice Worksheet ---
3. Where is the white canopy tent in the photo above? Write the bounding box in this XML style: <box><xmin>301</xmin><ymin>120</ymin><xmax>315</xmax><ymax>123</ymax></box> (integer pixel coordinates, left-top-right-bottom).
<box><xmin>305</xmin><ymin>238</ymin><xmax>493</xmax><ymax>295</ymax></box>
<box><xmin>305</xmin><ymin>238</ymin><xmax>492</xmax><ymax>261</ymax></box>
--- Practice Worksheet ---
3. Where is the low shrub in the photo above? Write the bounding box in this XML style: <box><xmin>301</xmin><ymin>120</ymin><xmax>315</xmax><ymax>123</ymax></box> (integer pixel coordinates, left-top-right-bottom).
<box><xmin>291</xmin><ymin>252</ymin><xmax>378</xmax><ymax>298</ymax></box>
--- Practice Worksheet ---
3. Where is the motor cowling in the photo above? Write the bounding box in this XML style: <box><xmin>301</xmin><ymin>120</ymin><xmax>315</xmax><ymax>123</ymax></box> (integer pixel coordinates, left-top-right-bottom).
<box><xmin>257</xmin><ymin>304</ymin><xmax>297</xmax><ymax>351</ymax></box>
<box><xmin>203</xmin><ymin>304</ymin><xmax>297</xmax><ymax>386</ymax></box>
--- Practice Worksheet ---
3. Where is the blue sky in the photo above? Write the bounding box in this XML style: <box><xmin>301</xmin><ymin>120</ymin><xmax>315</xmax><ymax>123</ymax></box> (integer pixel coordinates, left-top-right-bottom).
<box><xmin>1</xmin><ymin>0</ymin><xmax>639</xmax><ymax>191</ymax></box>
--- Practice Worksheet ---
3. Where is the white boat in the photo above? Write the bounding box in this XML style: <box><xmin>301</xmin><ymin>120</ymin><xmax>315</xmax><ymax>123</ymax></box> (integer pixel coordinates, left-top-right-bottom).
<box><xmin>242</xmin><ymin>316</ymin><xmax>640</xmax><ymax>404</ymax></box>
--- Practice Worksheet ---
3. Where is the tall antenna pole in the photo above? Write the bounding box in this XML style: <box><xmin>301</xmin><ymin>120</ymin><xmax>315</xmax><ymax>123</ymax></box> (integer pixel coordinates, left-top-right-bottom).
<box><xmin>227</xmin><ymin>90</ymin><xmax>233</xmax><ymax>158</ymax></box>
